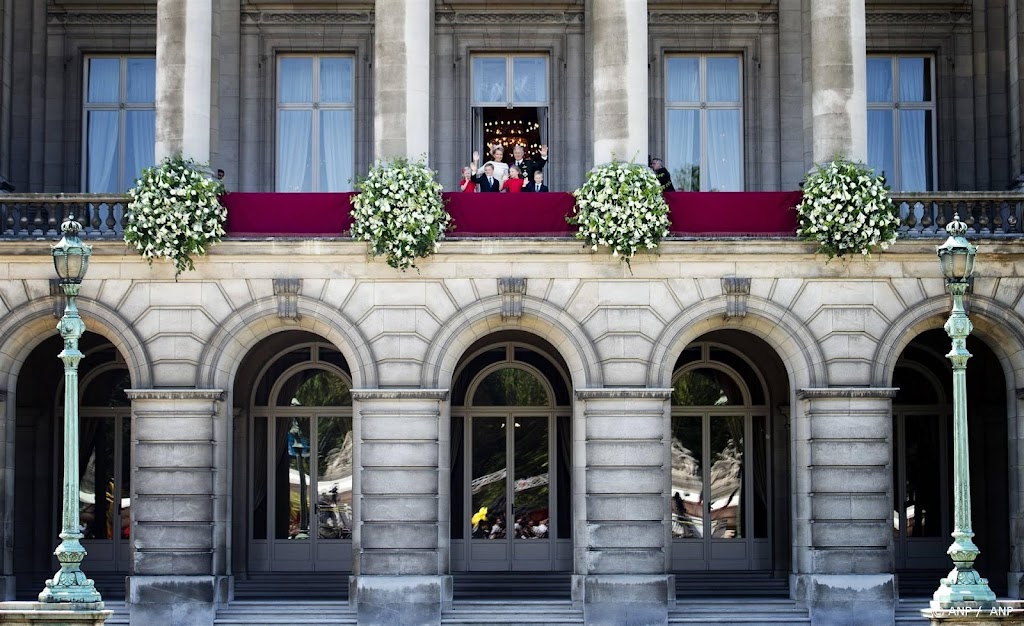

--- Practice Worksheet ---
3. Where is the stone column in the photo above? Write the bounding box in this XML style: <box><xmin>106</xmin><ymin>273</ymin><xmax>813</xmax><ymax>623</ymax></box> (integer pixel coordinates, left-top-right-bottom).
<box><xmin>575</xmin><ymin>389</ymin><xmax>672</xmax><ymax>626</ymax></box>
<box><xmin>156</xmin><ymin>0</ymin><xmax>214</xmax><ymax>161</ymax></box>
<box><xmin>125</xmin><ymin>389</ymin><xmax>226</xmax><ymax>626</ymax></box>
<box><xmin>589</xmin><ymin>0</ymin><xmax>647</xmax><ymax>165</ymax></box>
<box><xmin>794</xmin><ymin>388</ymin><xmax>897</xmax><ymax>626</ymax></box>
<box><xmin>0</xmin><ymin>390</ymin><xmax>10</xmax><ymax>599</ymax></box>
<box><xmin>373</xmin><ymin>0</ymin><xmax>431</xmax><ymax>161</ymax></box>
<box><xmin>809</xmin><ymin>0</ymin><xmax>866</xmax><ymax>163</ymax></box>
<box><xmin>350</xmin><ymin>389</ymin><xmax>449</xmax><ymax>626</ymax></box>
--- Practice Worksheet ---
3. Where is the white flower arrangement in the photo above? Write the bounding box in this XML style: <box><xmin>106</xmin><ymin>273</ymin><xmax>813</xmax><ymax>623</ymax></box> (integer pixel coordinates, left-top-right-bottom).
<box><xmin>124</xmin><ymin>155</ymin><xmax>227</xmax><ymax>277</ymax></box>
<box><xmin>796</xmin><ymin>159</ymin><xmax>899</xmax><ymax>259</ymax></box>
<box><xmin>569</xmin><ymin>160</ymin><xmax>671</xmax><ymax>267</ymax></box>
<box><xmin>350</xmin><ymin>158</ymin><xmax>450</xmax><ymax>271</ymax></box>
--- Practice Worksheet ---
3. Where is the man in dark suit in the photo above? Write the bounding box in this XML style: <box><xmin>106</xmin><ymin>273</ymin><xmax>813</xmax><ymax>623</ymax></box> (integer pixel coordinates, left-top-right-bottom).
<box><xmin>523</xmin><ymin>169</ymin><xmax>548</xmax><ymax>192</ymax></box>
<box><xmin>507</xmin><ymin>144</ymin><xmax>548</xmax><ymax>182</ymax></box>
<box><xmin>471</xmin><ymin>163</ymin><xmax>501</xmax><ymax>192</ymax></box>
<box><xmin>649</xmin><ymin>157</ymin><xmax>675</xmax><ymax>192</ymax></box>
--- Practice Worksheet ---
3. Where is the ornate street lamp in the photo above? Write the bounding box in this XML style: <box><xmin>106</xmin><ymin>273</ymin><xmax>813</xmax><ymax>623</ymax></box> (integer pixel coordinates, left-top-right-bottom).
<box><xmin>39</xmin><ymin>216</ymin><xmax>102</xmax><ymax>603</ymax></box>
<box><xmin>289</xmin><ymin>418</ymin><xmax>309</xmax><ymax>540</ymax></box>
<box><xmin>930</xmin><ymin>213</ymin><xmax>996</xmax><ymax>610</ymax></box>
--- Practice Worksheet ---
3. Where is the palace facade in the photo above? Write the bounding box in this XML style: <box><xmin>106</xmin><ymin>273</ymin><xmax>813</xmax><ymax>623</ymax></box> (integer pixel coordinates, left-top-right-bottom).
<box><xmin>1</xmin><ymin>1</ymin><xmax>1023</xmax><ymax>625</ymax></box>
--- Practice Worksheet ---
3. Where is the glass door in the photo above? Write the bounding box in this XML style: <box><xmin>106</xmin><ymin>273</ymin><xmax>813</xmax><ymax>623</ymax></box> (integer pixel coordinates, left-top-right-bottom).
<box><xmin>893</xmin><ymin>411</ymin><xmax>950</xmax><ymax>569</ymax></box>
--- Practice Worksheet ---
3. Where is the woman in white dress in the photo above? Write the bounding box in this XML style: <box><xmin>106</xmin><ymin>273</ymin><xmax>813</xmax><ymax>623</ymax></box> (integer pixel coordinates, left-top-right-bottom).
<box><xmin>473</xmin><ymin>145</ymin><xmax>509</xmax><ymax>183</ymax></box>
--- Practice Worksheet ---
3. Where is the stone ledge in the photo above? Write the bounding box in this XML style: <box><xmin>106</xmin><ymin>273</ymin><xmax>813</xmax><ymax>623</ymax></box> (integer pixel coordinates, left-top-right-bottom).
<box><xmin>352</xmin><ymin>388</ymin><xmax>449</xmax><ymax>401</ymax></box>
<box><xmin>575</xmin><ymin>388</ymin><xmax>673</xmax><ymax>400</ymax></box>
<box><xmin>798</xmin><ymin>387</ymin><xmax>899</xmax><ymax>399</ymax></box>
<box><xmin>125</xmin><ymin>389</ymin><xmax>224</xmax><ymax>401</ymax></box>
<box><xmin>0</xmin><ymin>601</ymin><xmax>112</xmax><ymax>625</ymax></box>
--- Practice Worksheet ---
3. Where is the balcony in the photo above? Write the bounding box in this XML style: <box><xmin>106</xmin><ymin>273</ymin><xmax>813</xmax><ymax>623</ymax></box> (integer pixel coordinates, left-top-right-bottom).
<box><xmin>0</xmin><ymin>191</ymin><xmax>1021</xmax><ymax>241</ymax></box>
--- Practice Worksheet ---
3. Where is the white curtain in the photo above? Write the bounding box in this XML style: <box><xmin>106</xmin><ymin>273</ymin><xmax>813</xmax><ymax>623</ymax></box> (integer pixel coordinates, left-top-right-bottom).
<box><xmin>126</xmin><ymin>58</ymin><xmax>155</xmax><ymax>103</ymax></box>
<box><xmin>867</xmin><ymin>110</ymin><xmax>894</xmax><ymax>185</ymax></box>
<box><xmin>473</xmin><ymin>57</ymin><xmax>507</xmax><ymax>104</ymax></box>
<box><xmin>278</xmin><ymin>110</ymin><xmax>312</xmax><ymax>191</ymax></box>
<box><xmin>320</xmin><ymin>58</ymin><xmax>352</xmax><ymax>104</ymax></box>
<box><xmin>899</xmin><ymin>110</ymin><xmax>928</xmax><ymax>191</ymax></box>
<box><xmin>706</xmin><ymin>58</ymin><xmax>739</xmax><ymax>103</ymax></box>
<box><xmin>512</xmin><ymin>57</ymin><xmax>546</xmax><ymax>104</ymax></box>
<box><xmin>87</xmin><ymin>58</ymin><xmax>119</xmax><ymax>103</ymax></box>
<box><xmin>279</xmin><ymin>58</ymin><xmax>313</xmax><ymax>103</ymax></box>
<box><xmin>666</xmin><ymin>57</ymin><xmax>699</xmax><ymax>103</ymax></box>
<box><xmin>867</xmin><ymin>58</ymin><xmax>893</xmax><ymax>103</ymax></box>
<box><xmin>320</xmin><ymin>110</ymin><xmax>353</xmax><ymax>192</ymax></box>
<box><xmin>87</xmin><ymin>111</ymin><xmax>118</xmax><ymax>192</ymax></box>
<box><xmin>666</xmin><ymin>109</ymin><xmax>699</xmax><ymax>190</ymax></box>
<box><xmin>125</xmin><ymin>110</ymin><xmax>155</xmax><ymax>189</ymax></box>
<box><xmin>706</xmin><ymin>109</ymin><xmax>742</xmax><ymax>191</ymax></box>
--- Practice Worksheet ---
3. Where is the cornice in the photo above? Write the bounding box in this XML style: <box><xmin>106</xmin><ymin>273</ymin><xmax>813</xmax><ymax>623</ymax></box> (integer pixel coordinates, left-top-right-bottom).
<box><xmin>648</xmin><ymin>11</ymin><xmax>778</xmax><ymax>25</ymax></box>
<box><xmin>242</xmin><ymin>11</ymin><xmax>373</xmax><ymax>25</ymax></box>
<box><xmin>575</xmin><ymin>388</ymin><xmax>673</xmax><ymax>400</ymax></box>
<box><xmin>351</xmin><ymin>389</ymin><xmax>449</xmax><ymax>401</ymax></box>
<box><xmin>436</xmin><ymin>12</ymin><xmax>583</xmax><ymax>25</ymax></box>
<box><xmin>866</xmin><ymin>11</ymin><xmax>971</xmax><ymax>25</ymax></box>
<box><xmin>48</xmin><ymin>12</ymin><xmax>156</xmax><ymax>25</ymax></box>
<box><xmin>125</xmin><ymin>389</ymin><xmax>224</xmax><ymax>401</ymax></box>
<box><xmin>797</xmin><ymin>387</ymin><xmax>899</xmax><ymax>400</ymax></box>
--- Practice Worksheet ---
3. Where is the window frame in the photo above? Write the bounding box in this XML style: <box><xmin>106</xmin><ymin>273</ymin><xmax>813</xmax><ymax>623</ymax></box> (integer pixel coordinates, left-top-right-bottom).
<box><xmin>663</xmin><ymin>53</ymin><xmax>745</xmax><ymax>192</ymax></box>
<box><xmin>274</xmin><ymin>53</ymin><xmax>356</xmax><ymax>192</ymax></box>
<box><xmin>867</xmin><ymin>54</ymin><xmax>938</xmax><ymax>191</ymax></box>
<box><xmin>470</xmin><ymin>53</ymin><xmax>550</xmax><ymax>108</ymax></box>
<box><xmin>80</xmin><ymin>54</ymin><xmax>156</xmax><ymax>193</ymax></box>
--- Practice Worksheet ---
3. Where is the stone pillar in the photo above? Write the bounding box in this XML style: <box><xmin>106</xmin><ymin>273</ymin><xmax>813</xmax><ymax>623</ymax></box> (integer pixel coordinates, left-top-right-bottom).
<box><xmin>156</xmin><ymin>0</ymin><xmax>214</xmax><ymax>161</ymax></box>
<box><xmin>350</xmin><ymin>389</ymin><xmax>449</xmax><ymax>626</ymax></box>
<box><xmin>589</xmin><ymin>0</ymin><xmax>647</xmax><ymax>165</ymax></box>
<box><xmin>0</xmin><ymin>390</ymin><xmax>10</xmax><ymax>599</ymax></box>
<box><xmin>809</xmin><ymin>0</ymin><xmax>866</xmax><ymax>163</ymax></box>
<box><xmin>575</xmin><ymin>389</ymin><xmax>672</xmax><ymax>626</ymax></box>
<box><xmin>373</xmin><ymin>0</ymin><xmax>431</xmax><ymax>161</ymax></box>
<box><xmin>794</xmin><ymin>388</ymin><xmax>897</xmax><ymax>626</ymax></box>
<box><xmin>125</xmin><ymin>389</ymin><xmax>226</xmax><ymax>626</ymax></box>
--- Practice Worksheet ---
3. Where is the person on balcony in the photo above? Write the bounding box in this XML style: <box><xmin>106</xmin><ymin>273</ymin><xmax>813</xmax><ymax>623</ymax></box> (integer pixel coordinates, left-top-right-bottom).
<box><xmin>650</xmin><ymin>157</ymin><xmax>675</xmax><ymax>192</ymax></box>
<box><xmin>503</xmin><ymin>166</ymin><xmax>526</xmax><ymax>192</ymax></box>
<box><xmin>459</xmin><ymin>166</ymin><xmax>476</xmax><ymax>192</ymax></box>
<box><xmin>507</xmin><ymin>144</ymin><xmax>548</xmax><ymax>181</ymax></box>
<box><xmin>470</xmin><ymin>162</ymin><xmax>502</xmax><ymax>192</ymax></box>
<box><xmin>473</xmin><ymin>145</ymin><xmax>509</xmax><ymax>182</ymax></box>
<box><xmin>523</xmin><ymin>169</ymin><xmax>548</xmax><ymax>193</ymax></box>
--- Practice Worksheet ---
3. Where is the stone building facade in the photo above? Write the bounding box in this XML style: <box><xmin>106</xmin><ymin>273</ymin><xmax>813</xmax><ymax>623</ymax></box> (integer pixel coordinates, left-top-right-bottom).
<box><xmin>0</xmin><ymin>1</ymin><xmax>1023</xmax><ymax>626</ymax></box>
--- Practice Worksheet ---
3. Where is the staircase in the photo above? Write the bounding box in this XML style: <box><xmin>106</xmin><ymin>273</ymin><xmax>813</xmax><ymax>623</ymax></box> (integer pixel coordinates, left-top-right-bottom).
<box><xmin>232</xmin><ymin>572</ymin><xmax>349</xmax><ymax>600</ymax></box>
<box><xmin>896</xmin><ymin>598</ymin><xmax>930</xmax><ymax>623</ymax></box>
<box><xmin>443</xmin><ymin>600</ymin><xmax>583</xmax><ymax>625</ymax></box>
<box><xmin>674</xmin><ymin>571</ymin><xmax>790</xmax><ymax>597</ymax></box>
<box><xmin>670</xmin><ymin>598</ymin><xmax>810</xmax><ymax>624</ymax></box>
<box><xmin>452</xmin><ymin>572</ymin><xmax>572</xmax><ymax>600</ymax></box>
<box><xmin>215</xmin><ymin>600</ymin><xmax>356</xmax><ymax>625</ymax></box>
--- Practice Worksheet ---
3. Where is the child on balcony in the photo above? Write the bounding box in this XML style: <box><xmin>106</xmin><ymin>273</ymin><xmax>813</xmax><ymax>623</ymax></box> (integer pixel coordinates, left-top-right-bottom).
<box><xmin>523</xmin><ymin>169</ymin><xmax>548</xmax><ymax>192</ymax></box>
<box><xmin>459</xmin><ymin>166</ymin><xmax>476</xmax><ymax>192</ymax></box>
<box><xmin>503</xmin><ymin>166</ymin><xmax>525</xmax><ymax>193</ymax></box>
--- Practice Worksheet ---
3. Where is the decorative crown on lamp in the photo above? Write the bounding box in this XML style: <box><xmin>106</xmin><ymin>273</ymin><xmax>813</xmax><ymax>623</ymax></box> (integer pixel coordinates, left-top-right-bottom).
<box><xmin>51</xmin><ymin>215</ymin><xmax>91</xmax><ymax>284</ymax></box>
<box><xmin>936</xmin><ymin>213</ymin><xmax>976</xmax><ymax>282</ymax></box>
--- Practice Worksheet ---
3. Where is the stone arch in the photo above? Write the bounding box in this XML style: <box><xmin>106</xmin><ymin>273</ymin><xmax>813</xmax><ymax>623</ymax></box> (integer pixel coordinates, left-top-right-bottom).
<box><xmin>648</xmin><ymin>294</ymin><xmax>827</xmax><ymax>390</ymax></box>
<box><xmin>196</xmin><ymin>295</ymin><xmax>378</xmax><ymax>391</ymax></box>
<box><xmin>420</xmin><ymin>295</ymin><xmax>601</xmax><ymax>390</ymax></box>
<box><xmin>871</xmin><ymin>294</ymin><xmax>1024</xmax><ymax>390</ymax></box>
<box><xmin>0</xmin><ymin>297</ymin><xmax>153</xmax><ymax>394</ymax></box>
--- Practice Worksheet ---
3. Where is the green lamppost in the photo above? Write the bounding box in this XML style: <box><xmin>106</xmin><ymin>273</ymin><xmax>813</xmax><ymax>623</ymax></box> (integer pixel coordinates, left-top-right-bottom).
<box><xmin>930</xmin><ymin>213</ymin><xmax>996</xmax><ymax>610</ymax></box>
<box><xmin>39</xmin><ymin>215</ymin><xmax>102</xmax><ymax>604</ymax></box>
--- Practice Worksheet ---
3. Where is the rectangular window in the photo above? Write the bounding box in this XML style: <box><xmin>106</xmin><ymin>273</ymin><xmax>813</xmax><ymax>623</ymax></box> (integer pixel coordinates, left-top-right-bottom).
<box><xmin>471</xmin><ymin>55</ymin><xmax>549</xmax><ymax>178</ymax></box>
<box><xmin>276</xmin><ymin>55</ymin><xmax>354</xmax><ymax>192</ymax></box>
<box><xmin>867</xmin><ymin>55</ymin><xmax>936</xmax><ymax>191</ymax></box>
<box><xmin>664</xmin><ymin>55</ymin><xmax>743</xmax><ymax>191</ymax></box>
<box><xmin>83</xmin><ymin>56</ymin><xmax>156</xmax><ymax>192</ymax></box>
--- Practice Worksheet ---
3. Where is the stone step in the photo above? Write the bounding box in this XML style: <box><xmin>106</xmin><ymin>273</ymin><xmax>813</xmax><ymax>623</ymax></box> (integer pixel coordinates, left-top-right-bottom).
<box><xmin>896</xmin><ymin>599</ymin><xmax>931</xmax><ymax>622</ymax></box>
<box><xmin>216</xmin><ymin>601</ymin><xmax>356</xmax><ymax>625</ymax></box>
<box><xmin>669</xmin><ymin>599</ymin><xmax>810</xmax><ymax>624</ymax></box>
<box><xmin>443</xmin><ymin>601</ymin><xmax>583</xmax><ymax>625</ymax></box>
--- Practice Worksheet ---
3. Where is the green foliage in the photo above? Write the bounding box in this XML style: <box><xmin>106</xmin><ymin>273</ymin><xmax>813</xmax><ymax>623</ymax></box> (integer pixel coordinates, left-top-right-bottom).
<box><xmin>473</xmin><ymin>368</ymin><xmax>549</xmax><ymax>406</ymax></box>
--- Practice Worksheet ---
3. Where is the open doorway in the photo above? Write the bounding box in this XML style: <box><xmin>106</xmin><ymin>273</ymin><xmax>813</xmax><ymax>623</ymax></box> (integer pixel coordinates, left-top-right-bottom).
<box><xmin>473</xmin><ymin>107</ymin><xmax>548</xmax><ymax>160</ymax></box>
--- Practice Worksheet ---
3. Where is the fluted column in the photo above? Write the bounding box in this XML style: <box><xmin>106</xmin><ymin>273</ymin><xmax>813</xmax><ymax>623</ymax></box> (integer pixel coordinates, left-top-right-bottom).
<box><xmin>373</xmin><ymin>0</ymin><xmax>431</xmax><ymax>161</ymax></box>
<box><xmin>590</xmin><ymin>0</ymin><xmax>647</xmax><ymax>165</ymax></box>
<box><xmin>156</xmin><ymin>0</ymin><xmax>214</xmax><ymax>161</ymax></box>
<box><xmin>809</xmin><ymin>0</ymin><xmax>867</xmax><ymax>163</ymax></box>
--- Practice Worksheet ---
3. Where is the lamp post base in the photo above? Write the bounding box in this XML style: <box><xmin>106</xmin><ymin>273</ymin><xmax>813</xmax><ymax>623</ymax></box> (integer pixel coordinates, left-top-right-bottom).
<box><xmin>38</xmin><ymin>542</ymin><xmax>102</xmax><ymax>604</ymax></box>
<box><xmin>931</xmin><ymin>567</ymin><xmax>998</xmax><ymax>610</ymax></box>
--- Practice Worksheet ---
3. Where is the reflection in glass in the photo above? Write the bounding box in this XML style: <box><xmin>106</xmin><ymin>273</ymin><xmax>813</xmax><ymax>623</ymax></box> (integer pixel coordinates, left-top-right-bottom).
<box><xmin>473</xmin><ymin>368</ymin><xmax>548</xmax><ymax>407</ymax></box>
<box><xmin>473</xmin><ymin>57</ymin><xmax>507</xmax><ymax>103</ymax></box>
<box><xmin>673</xmin><ymin>369</ymin><xmax>741</xmax><ymax>406</ymax></box>
<box><xmin>471</xmin><ymin>418</ymin><xmax>506</xmax><ymax>539</ymax></box>
<box><xmin>317</xmin><ymin>415</ymin><xmax>353</xmax><ymax>539</ymax></box>
<box><xmin>80</xmin><ymin>417</ymin><xmax>116</xmax><ymax>539</ymax></box>
<box><xmin>252</xmin><ymin>415</ymin><xmax>268</xmax><ymax>539</ymax></box>
<box><xmin>903</xmin><ymin>414</ymin><xmax>942</xmax><ymax>537</ymax></box>
<box><xmin>709</xmin><ymin>416</ymin><xmax>744</xmax><ymax>539</ymax></box>
<box><xmin>277</xmin><ymin>369</ymin><xmax>351</xmax><ymax>407</ymax></box>
<box><xmin>751</xmin><ymin>416</ymin><xmax>768</xmax><ymax>538</ymax></box>
<box><xmin>514</xmin><ymin>417</ymin><xmax>549</xmax><ymax>539</ymax></box>
<box><xmin>120</xmin><ymin>416</ymin><xmax>131</xmax><ymax>539</ymax></box>
<box><xmin>671</xmin><ymin>416</ymin><xmax>703</xmax><ymax>538</ymax></box>
<box><xmin>275</xmin><ymin>417</ymin><xmax>311</xmax><ymax>539</ymax></box>
<box><xmin>512</xmin><ymin>58</ymin><xmax>547</xmax><ymax>103</ymax></box>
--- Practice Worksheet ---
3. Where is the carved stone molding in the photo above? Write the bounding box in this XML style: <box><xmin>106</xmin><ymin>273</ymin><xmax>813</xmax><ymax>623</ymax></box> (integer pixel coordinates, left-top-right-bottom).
<box><xmin>866</xmin><ymin>12</ymin><xmax>971</xmax><ymax>25</ymax></box>
<box><xmin>242</xmin><ymin>11</ymin><xmax>373</xmax><ymax>25</ymax></box>
<box><xmin>436</xmin><ymin>12</ymin><xmax>583</xmax><ymax>25</ymax></box>
<box><xmin>648</xmin><ymin>12</ymin><xmax>778</xmax><ymax>25</ymax></box>
<box><xmin>498</xmin><ymin>277</ymin><xmax>527</xmax><ymax>321</ymax></box>
<box><xmin>722</xmin><ymin>276</ymin><xmax>751</xmax><ymax>320</ymax></box>
<box><xmin>48</xmin><ymin>13</ymin><xmax>156</xmax><ymax>25</ymax></box>
<box><xmin>49</xmin><ymin>279</ymin><xmax>65</xmax><ymax>320</ymax></box>
<box><xmin>797</xmin><ymin>387</ymin><xmax>899</xmax><ymax>400</ymax></box>
<box><xmin>351</xmin><ymin>389</ymin><xmax>449</xmax><ymax>401</ymax></box>
<box><xmin>273</xmin><ymin>278</ymin><xmax>302</xmax><ymax>321</ymax></box>
<box><xmin>125</xmin><ymin>389</ymin><xmax>225</xmax><ymax>401</ymax></box>
<box><xmin>575</xmin><ymin>388</ymin><xmax>673</xmax><ymax>401</ymax></box>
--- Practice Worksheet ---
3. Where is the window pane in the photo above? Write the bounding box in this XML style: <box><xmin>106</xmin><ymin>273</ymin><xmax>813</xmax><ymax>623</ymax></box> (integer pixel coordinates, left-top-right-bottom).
<box><xmin>277</xmin><ymin>110</ymin><xmax>313</xmax><ymax>191</ymax></box>
<box><xmin>473</xmin><ymin>368</ymin><xmax>548</xmax><ymax>406</ymax></box>
<box><xmin>87</xmin><ymin>111</ymin><xmax>120</xmax><ymax>193</ymax></box>
<box><xmin>320</xmin><ymin>110</ymin><xmax>354</xmax><ymax>191</ymax></box>
<box><xmin>512</xmin><ymin>57</ymin><xmax>547</xmax><ymax>103</ymax></box>
<box><xmin>320</xmin><ymin>57</ymin><xmax>353</xmax><ymax>104</ymax></box>
<box><xmin>80</xmin><ymin>417</ymin><xmax>116</xmax><ymax>539</ymax></box>
<box><xmin>899</xmin><ymin>109</ymin><xmax>933</xmax><ymax>191</ymax></box>
<box><xmin>514</xmin><ymin>417</ymin><xmax>549</xmax><ymax>538</ymax></box>
<box><xmin>709</xmin><ymin>416</ymin><xmax>744</xmax><ymax>539</ymax></box>
<box><xmin>665</xmin><ymin>109</ymin><xmax>700</xmax><ymax>191</ymax></box>
<box><xmin>666</xmin><ymin>57</ymin><xmax>699</xmax><ymax>102</ymax></box>
<box><xmin>279</xmin><ymin>57</ymin><xmax>313</xmax><ymax>103</ymax></box>
<box><xmin>706</xmin><ymin>109</ymin><xmax>743</xmax><ymax>191</ymax></box>
<box><xmin>899</xmin><ymin>57</ymin><xmax>931</xmax><ymax>102</ymax></box>
<box><xmin>473</xmin><ymin>57</ymin><xmax>507</xmax><ymax>104</ymax></box>
<box><xmin>88</xmin><ymin>58</ymin><xmax>120</xmax><ymax>103</ymax></box>
<box><xmin>126</xmin><ymin>58</ymin><xmax>155</xmax><ymax>103</ymax></box>
<box><xmin>867</xmin><ymin>58</ymin><xmax>893</xmax><ymax>102</ymax></box>
<box><xmin>252</xmin><ymin>415</ymin><xmax>268</xmax><ymax>540</ymax></box>
<box><xmin>125</xmin><ymin>110</ymin><xmax>155</xmax><ymax>188</ymax></box>
<box><xmin>119</xmin><ymin>417</ymin><xmax>131</xmax><ymax>540</ymax></box>
<box><xmin>275</xmin><ymin>417</ymin><xmax>311</xmax><ymax>540</ymax></box>
<box><xmin>752</xmin><ymin>416</ymin><xmax>768</xmax><ymax>539</ymax></box>
<box><xmin>903</xmin><ymin>415</ymin><xmax>943</xmax><ymax>537</ymax></box>
<box><xmin>706</xmin><ymin>57</ymin><xmax>740</xmax><ymax>102</ymax></box>
<box><xmin>867</xmin><ymin>109</ymin><xmax>894</xmax><ymax>183</ymax></box>
<box><xmin>316</xmin><ymin>415</ymin><xmax>353</xmax><ymax>540</ymax></box>
<box><xmin>674</xmin><ymin>368</ymin><xmax>742</xmax><ymax>406</ymax></box>
<box><xmin>471</xmin><ymin>417</ymin><xmax>506</xmax><ymax>539</ymax></box>
<box><xmin>276</xmin><ymin>369</ymin><xmax>351</xmax><ymax>406</ymax></box>
<box><xmin>671</xmin><ymin>416</ymin><xmax>703</xmax><ymax>538</ymax></box>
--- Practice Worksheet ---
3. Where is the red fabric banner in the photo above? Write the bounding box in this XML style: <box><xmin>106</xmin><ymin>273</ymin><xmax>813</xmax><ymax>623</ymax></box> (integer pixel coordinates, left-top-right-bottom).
<box><xmin>222</xmin><ymin>192</ymin><xmax>356</xmax><ymax>236</ymax></box>
<box><xmin>665</xmin><ymin>191</ymin><xmax>802</xmax><ymax>236</ymax></box>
